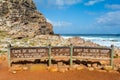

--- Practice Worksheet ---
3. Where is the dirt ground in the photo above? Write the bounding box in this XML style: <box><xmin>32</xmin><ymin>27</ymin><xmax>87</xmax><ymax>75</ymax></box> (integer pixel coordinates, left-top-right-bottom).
<box><xmin>0</xmin><ymin>56</ymin><xmax>120</xmax><ymax>80</ymax></box>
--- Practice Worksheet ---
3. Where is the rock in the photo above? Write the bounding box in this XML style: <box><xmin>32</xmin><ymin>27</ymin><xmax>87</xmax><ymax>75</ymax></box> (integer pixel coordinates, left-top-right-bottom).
<box><xmin>92</xmin><ymin>63</ymin><xmax>98</xmax><ymax>68</ymax></box>
<box><xmin>88</xmin><ymin>67</ymin><xmax>94</xmax><ymax>71</ymax></box>
<box><xmin>58</xmin><ymin>67</ymin><xmax>68</xmax><ymax>73</ymax></box>
<box><xmin>10</xmin><ymin>65</ymin><xmax>23</xmax><ymax>71</ymax></box>
<box><xmin>49</xmin><ymin>66</ymin><xmax>58</xmax><ymax>72</ymax></box>
<box><xmin>68</xmin><ymin>37</ymin><xmax>85</xmax><ymax>46</ymax></box>
<box><xmin>103</xmin><ymin>66</ymin><xmax>113</xmax><ymax>71</ymax></box>
<box><xmin>12</xmin><ymin>71</ymin><xmax>17</xmax><ymax>74</ymax></box>
<box><xmin>72</xmin><ymin>65</ymin><xmax>79</xmax><ymax>69</ymax></box>
<box><xmin>0</xmin><ymin>0</ymin><xmax>54</xmax><ymax>38</ymax></box>
<box><xmin>59</xmin><ymin>68</ymin><xmax>65</xmax><ymax>73</ymax></box>
<box><xmin>76</xmin><ymin>66</ymin><xmax>84</xmax><ymax>70</ymax></box>
<box><xmin>113</xmin><ymin>66</ymin><xmax>119</xmax><ymax>71</ymax></box>
<box><xmin>87</xmin><ymin>64</ymin><xmax>92</xmax><ymax>67</ymax></box>
<box><xmin>22</xmin><ymin>66</ymin><xmax>29</xmax><ymax>71</ymax></box>
<box><xmin>100</xmin><ymin>61</ymin><xmax>107</xmax><ymax>65</ymax></box>
<box><xmin>30</xmin><ymin>64</ymin><xmax>47</xmax><ymax>71</ymax></box>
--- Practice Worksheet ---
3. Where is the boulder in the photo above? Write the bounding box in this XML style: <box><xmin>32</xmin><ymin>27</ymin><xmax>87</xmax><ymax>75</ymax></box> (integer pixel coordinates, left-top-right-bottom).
<box><xmin>100</xmin><ymin>61</ymin><xmax>107</xmax><ymax>65</ymax></box>
<box><xmin>88</xmin><ymin>67</ymin><xmax>94</xmax><ymax>71</ymax></box>
<box><xmin>87</xmin><ymin>64</ymin><xmax>92</xmax><ymax>67</ymax></box>
<box><xmin>22</xmin><ymin>66</ymin><xmax>29</xmax><ymax>71</ymax></box>
<box><xmin>11</xmin><ymin>71</ymin><xmax>17</xmax><ymax>74</ymax></box>
<box><xmin>103</xmin><ymin>66</ymin><xmax>113</xmax><ymax>71</ymax></box>
<box><xmin>76</xmin><ymin>66</ymin><xmax>84</xmax><ymax>70</ymax></box>
<box><xmin>49</xmin><ymin>66</ymin><xmax>58</xmax><ymax>72</ymax></box>
<box><xmin>58</xmin><ymin>67</ymin><xmax>68</xmax><ymax>73</ymax></box>
<box><xmin>9</xmin><ymin>65</ymin><xmax>23</xmax><ymax>71</ymax></box>
<box><xmin>0</xmin><ymin>0</ymin><xmax>54</xmax><ymax>38</ymax></box>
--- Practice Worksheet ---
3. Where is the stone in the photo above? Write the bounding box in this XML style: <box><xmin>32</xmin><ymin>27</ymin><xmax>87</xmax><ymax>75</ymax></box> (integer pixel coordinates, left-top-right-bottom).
<box><xmin>49</xmin><ymin>66</ymin><xmax>58</xmax><ymax>72</ymax></box>
<box><xmin>88</xmin><ymin>67</ymin><xmax>94</xmax><ymax>71</ymax></box>
<box><xmin>103</xmin><ymin>66</ymin><xmax>113</xmax><ymax>71</ymax></box>
<box><xmin>58</xmin><ymin>67</ymin><xmax>68</xmax><ymax>73</ymax></box>
<box><xmin>11</xmin><ymin>65</ymin><xmax>23</xmax><ymax>71</ymax></box>
<box><xmin>22</xmin><ymin>66</ymin><xmax>29</xmax><ymax>71</ymax></box>
<box><xmin>0</xmin><ymin>0</ymin><xmax>54</xmax><ymax>38</ymax></box>
<box><xmin>92</xmin><ymin>63</ymin><xmax>98</xmax><ymax>68</ymax></box>
<box><xmin>87</xmin><ymin>64</ymin><xmax>92</xmax><ymax>67</ymax></box>
<box><xmin>113</xmin><ymin>66</ymin><xmax>119</xmax><ymax>71</ymax></box>
<box><xmin>12</xmin><ymin>71</ymin><xmax>17</xmax><ymax>74</ymax></box>
<box><xmin>72</xmin><ymin>65</ymin><xmax>79</xmax><ymax>69</ymax></box>
<box><xmin>76</xmin><ymin>66</ymin><xmax>84</xmax><ymax>70</ymax></box>
<box><xmin>30</xmin><ymin>64</ymin><xmax>47</xmax><ymax>71</ymax></box>
<box><xmin>100</xmin><ymin>61</ymin><xmax>107</xmax><ymax>65</ymax></box>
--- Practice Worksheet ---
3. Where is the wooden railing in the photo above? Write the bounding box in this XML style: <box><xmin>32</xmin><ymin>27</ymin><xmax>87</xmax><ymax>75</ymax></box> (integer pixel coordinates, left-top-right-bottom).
<box><xmin>8</xmin><ymin>44</ymin><xmax>114</xmax><ymax>67</ymax></box>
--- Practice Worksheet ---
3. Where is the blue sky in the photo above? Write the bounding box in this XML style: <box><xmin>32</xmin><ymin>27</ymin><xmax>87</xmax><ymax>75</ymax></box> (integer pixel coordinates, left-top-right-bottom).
<box><xmin>33</xmin><ymin>0</ymin><xmax>120</xmax><ymax>34</ymax></box>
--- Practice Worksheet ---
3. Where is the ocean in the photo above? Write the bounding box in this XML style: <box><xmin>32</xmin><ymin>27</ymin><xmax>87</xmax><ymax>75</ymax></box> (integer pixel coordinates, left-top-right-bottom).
<box><xmin>61</xmin><ymin>34</ymin><xmax>120</xmax><ymax>48</ymax></box>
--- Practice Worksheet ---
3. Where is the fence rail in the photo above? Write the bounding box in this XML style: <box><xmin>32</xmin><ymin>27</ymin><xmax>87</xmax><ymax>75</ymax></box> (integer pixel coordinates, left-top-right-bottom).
<box><xmin>8</xmin><ymin>44</ymin><xmax>114</xmax><ymax>67</ymax></box>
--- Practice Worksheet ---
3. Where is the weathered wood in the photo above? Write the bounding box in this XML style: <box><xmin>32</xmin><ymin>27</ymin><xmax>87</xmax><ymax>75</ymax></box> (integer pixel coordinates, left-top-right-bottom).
<box><xmin>8</xmin><ymin>44</ymin><xmax>11</xmax><ymax>67</ymax></box>
<box><xmin>48</xmin><ymin>44</ymin><xmax>51</xmax><ymax>66</ymax></box>
<box><xmin>8</xmin><ymin>45</ymin><xmax>113</xmax><ymax>67</ymax></box>
<box><xmin>110</xmin><ymin>45</ymin><xmax>114</xmax><ymax>67</ymax></box>
<box><xmin>70</xmin><ymin>44</ymin><xmax>73</xmax><ymax>67</ymax></box>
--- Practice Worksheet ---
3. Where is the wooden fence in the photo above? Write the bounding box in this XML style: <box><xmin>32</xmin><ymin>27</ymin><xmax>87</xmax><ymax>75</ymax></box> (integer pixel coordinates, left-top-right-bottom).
<box><xmin>8</xmin><ymin>44</ymin><xmax>114</xmax><ymax>67</ymax></box>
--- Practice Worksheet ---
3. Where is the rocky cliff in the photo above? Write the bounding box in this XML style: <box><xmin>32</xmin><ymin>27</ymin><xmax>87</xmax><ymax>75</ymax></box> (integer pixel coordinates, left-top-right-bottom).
<box><xmin>0</xmin><ymin>0</ymin><xmax>54</xmax><ymax>38</ymax></box>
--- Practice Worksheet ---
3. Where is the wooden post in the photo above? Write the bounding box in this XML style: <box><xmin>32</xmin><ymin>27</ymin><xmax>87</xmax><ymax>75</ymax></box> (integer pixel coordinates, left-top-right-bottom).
<box><xmin>48</xmin><ymin>44</ymin><xmax>51</xmax><ymax>66</ymax></box>
<box><xmin>8</xmin><ymin>44</ymin><xmax>11</xmax><ymax>67</ymax></box>
<box><xmin>110</xmin><ymin>45</ymin><xmax>114</xmax><ymax>67</ymax></box>
<box><xmin>70</xmin><ymin>44</ymin><xmax>73</xmax><ymax>67</ymax></box>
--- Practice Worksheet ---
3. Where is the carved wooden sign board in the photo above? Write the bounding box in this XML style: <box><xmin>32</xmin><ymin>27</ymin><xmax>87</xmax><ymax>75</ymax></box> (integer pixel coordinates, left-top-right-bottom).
<box><xmin>10</xmin><ymin>47</ymin><xmax>48</xmax><ymax>59</ymax></box>
<box><xmin>73</xmin><ymin>47</ymin><xmax>111</xmax><ymax>58</ymax></box>
<box><xmin>51</xmin><ymin>47</ymin><xmax>70</xmax><ymax>56</ymax></box>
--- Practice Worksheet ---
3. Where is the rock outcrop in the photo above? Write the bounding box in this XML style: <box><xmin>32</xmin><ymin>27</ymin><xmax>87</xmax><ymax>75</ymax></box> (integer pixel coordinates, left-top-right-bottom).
<box><xmin>0</xmin><ymin>0</ymin><xmax>54</xmax><ymax>38</ymax></box>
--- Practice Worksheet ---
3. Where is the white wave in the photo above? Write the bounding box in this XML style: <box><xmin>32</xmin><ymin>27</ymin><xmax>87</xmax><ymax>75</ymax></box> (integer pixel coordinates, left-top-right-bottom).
<box><xmin>62</xmin><ymin>36</ymin><xmax>73</xmax><ymax>39</ymax></box>
<box><xmin>81</xmin><ymin>36</ymin><xmax>120</xmax><ymax>48</ymax></box>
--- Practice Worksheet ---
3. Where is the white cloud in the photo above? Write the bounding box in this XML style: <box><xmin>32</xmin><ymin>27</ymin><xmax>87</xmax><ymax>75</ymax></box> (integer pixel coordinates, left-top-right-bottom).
<box><xmin>96</xmin><ymin>11</ymin><xmax>120</xmax><ymax>27</ymax></box>
<box><xmin>34</xmin><ymin>0</ymin><xmax>82</xmax><ymax>9</ymax></box>
<box><xmin>85</xmin><ymin>0</ymin><xmax>104</xmax><ymax>6</ymax></box>
<box><xmin>47</xmin><ymin>18</ymin><xmax>72</xmax><ymax>27</ymax></box>
<box><xmin>105</xmin><ymin>4</ymin><xmax>120</xmax><ymax>10</ymax></box>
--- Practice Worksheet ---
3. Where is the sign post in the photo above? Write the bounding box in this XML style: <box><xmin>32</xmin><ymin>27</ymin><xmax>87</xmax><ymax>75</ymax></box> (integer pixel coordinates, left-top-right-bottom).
<box><xmin>8</xmin><ymin>44</ymin><xmax>11</xmax><ymax>67</ymax></box>
<box><xmin>110</xmin><ymin>45</ymin><xmax>114</xmax><ymax>67</ymax></box>
<box><xmin>48</xmin><ymin>44</ymin><xmax>52</xmax><ymax>66</ymax></box>
<box><xmin>70</xmin><ymin>44</ymin><xmax>73</xmax><ymax>67</ymax></box>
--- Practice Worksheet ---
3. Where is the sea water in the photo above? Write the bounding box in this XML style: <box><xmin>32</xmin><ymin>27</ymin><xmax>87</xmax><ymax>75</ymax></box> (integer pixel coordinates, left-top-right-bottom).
<box><xmin>61</xmin><ymin>34</ymin><xmax>120</xmax><ymax>48</ymax></box>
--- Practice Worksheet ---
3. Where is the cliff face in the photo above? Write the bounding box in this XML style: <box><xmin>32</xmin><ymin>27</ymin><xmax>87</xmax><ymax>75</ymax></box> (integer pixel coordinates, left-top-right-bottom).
<box><xmin>0</xmin><ymin>0</ymin><xmax>54</xmax><ymax>38</ymax></box>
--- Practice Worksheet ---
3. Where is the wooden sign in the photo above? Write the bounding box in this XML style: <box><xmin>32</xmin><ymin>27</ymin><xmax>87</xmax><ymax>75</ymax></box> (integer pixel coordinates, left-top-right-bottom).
<box><xmin>10</xmin><ymin>47</ymin><xmax>49</xmax><ymax>59</ymax></box>
<box><xmin>73</xmin><ymin>47</ymin><xmax>111</xmax><ymax>59</ymax></box>
<box><xmin>51</xmin><ymin>47</ymin><xmax>70</xmax><ymax>56</ymax></box>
